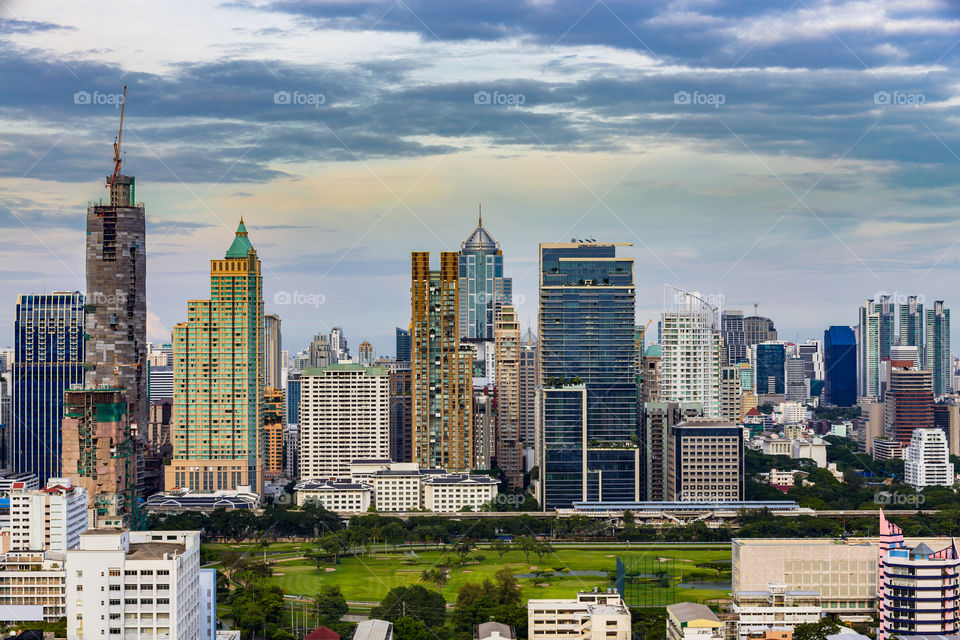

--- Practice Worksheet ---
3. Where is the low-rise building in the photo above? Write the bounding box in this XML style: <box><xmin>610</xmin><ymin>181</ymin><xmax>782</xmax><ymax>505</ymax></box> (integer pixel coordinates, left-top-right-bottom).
<box><xmin>0</xmin><ymin>549</ymin><xmax>67</xmax><ymax>622</ymax></box>
<box><xmin>760</xmin><ymin>437</ymin><xmax>792</xmax><ymax>457</ymax></box>
<box><xmin>9</xmin><ymin>478</ymin><xmax>87</xmax><ymax>553</ymax></box>
<box><xmin>294</xmin><ymin>479</ymin><xmax>373</xmax><ymax>512</ymax></box>
<box><xmin>791</xmin><ymin>439</ymin><xmax>827</xmax><ymax>468</ymax></box>
<box><xmin>355</xmin><ymin>619</ymin><xmax>393</xmax><ymax>640</ymax></box>
<box><xmin>474</xmin><ymin>621</ymin><xmax>514</xmax><ymax>640</ymax></box>
<box><xmin>528</xmin><ymin>590</ymin><xmax>632</xmax><ymax>640</ymax></box>
<box><xmin>666</xmin><ymin>602</ymin><xmax>723</xmax><ymax>640</ymax></box>
<box><xmin>65</xmin><ymin>529</ymin><xmax>204</xmax><ymax>640</ymax></box>
<box><xmin>872</xmin><ymin>438</ymin><xmax>903</xmax><ymax>460</ymax></box>
<box><xmin>732</xmin><ymin>585</ymin><xmax>822</xmax><ymax>640</ymax></box>
<box><xmin>143</xmin><ymin>486</ymin><xmax>260</xmax><ymax>514</ymax></box>
<box><xmin>422</xmin><ymin>474</ymin><xmax>498</xmax><ymax>512</ymax></box>
<box><xmin>371</xmin><ymin>468</ymin><xmax>428</xmax><ymax>512</ymax></box>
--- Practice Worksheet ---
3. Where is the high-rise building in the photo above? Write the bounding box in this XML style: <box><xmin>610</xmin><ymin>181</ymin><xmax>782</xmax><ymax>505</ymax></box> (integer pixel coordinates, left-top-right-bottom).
<box><xmin>287</xmin><ymin>371</ymin><xmax>302</xmax><ymax>425</ymax></box>
<box><xmin>12</xmin><ymin>292</ymin><xmax>85</xmax><ymax>484</ymax></box>
<box><xmin>823</xmin><ymin>326</ymin><xmax>857</xmax><ymax>407</ymax></box>
<box><xmin>494</xmin><ymin>304</ymin><xmax>524</xmax><ymax>490</ymax></box>
<box><xmin>518</xmin><ymin>328</ymin><xmax>538</xmax><ymax>448</ymax></box>
<box><xmin>925</xmin><ymin>300</ymin><xmax>950</xmax><ymax>396</ymax></box>
<box><xmin>797</xmin><ymin>340</ymin><xmax>824</xmax><ymax>381</ymax></box>
<box><xmin>743</xmin><ymin>315</ymin><xmax>776</xmax><ymax>346</ymax></box>
<box><xmin>641</xmin><ymin>345</ymin><xmax>663</xmax><ymax>403</ymax></box>
<box><xmin>660</xmin><ymin>287</ymin><xmax>723</xmax><ymax>416</ymax></box>
<box><xmin>877</xmin><ymin>512</ymin><xmax>959</xmax><ymax>640</ymax></box>
<box><xmin>458</xmin><ymin>215</ymin><xmax>512</xmax><ymax>340</ymax></box>
<box><xmin>858</xmin><ymin>297</ymin><xmax>895</xmax><ymax>399</ymax></box>
<box><xmin>309</xmin><ymin>333</ymin><xmax>336</xmax><ymax>368</ymax></box>
<box><xmin>899</xmin><ymin>295</ymin><xmax>924</xmax><ymax>350</ymax></box>
<box><xmin>299</xmin><ymin>364</ymin><xmax>389</xmax><ymax>479</ymax></box>
<box><xmin>721</xmin><ymin>310</ymin><xmax>747</xmax><ymax>364</ymax></box>
<box><xmin>358</xmin><ymin>340</ymin><xmax>374</xmax><ymax>366</ymax></box>
<box><xmin>411</xmin><ymin>251</ymin><xmax>474</xmax><ymax>471</ymax></box>
<box><xmin>473</xmin><ymin>386</ymin><xmax>496</xmax><ymax>469</ymax></box>
<box><xmin>755</xmin><ymin>342</ymin><xmax>786</xmax><ymax>395</ymax></box>
<box><xmin>148</xmin><ymin>364</ymin><xmax>174</xmax><ymax>399</ymax></box>
<box><xmin>395</xmin><ymin>327</ymin><xmax>411</xmax><ymax>361</ymax></box>
<box><xmin>642</xmin><ymin>401</ymin><xmax>702</xmax><ymax>501</ymax></box>
<box><xmin>265</xmin><ymin>314</ymin><xmax>282</xmax><ymax>390</ymax></box>
<box><xmin>61</xmin><ymin>387</ymin><xmax>139</xmax><ymax>527</ymax></box>
<box><xmin>388</xmin><ymin>361</ymin><xmax>412</xmax><ymax>463</ymax></box>
<box><xmin>719</xmin><ymin>367</ymin><xmax>743</xmax><ymax>422</ymax></box>
<box><xmin>890</xmin><ymin>345</ymin><xmax>920</xmax><ymax>370</ymax></box>
<box><xmin>903</xmin><ymin>428</ymin><xmax>954</xmax><ymax>489</ymax></box>
<box><xmin>884</xmin><ymin>363</ymin><xmax>933</xmax><ymax>445</ymax></box>
<box><xmin>784</xmin><ymin>357</ymin><xmax>807</xmax><ymax>402</ymax></box>
<box><xmin>165</xmin><ymin>221</ymin><xmax>265</xmax><ymax>493</ymax></box>
<box><xmin>263</xmin><ymin>387</ymin><xmax>284</xmax><ymax>479</ymax></box>
<box><xmin>9</xmin><ymin>477</ymin><xmax>87</xmax><ymax>552</ymax></box>
<box><xmin>538</xmin><ymin>242</ymin><xmax>637</xmax><ymax>509</ymax></box>
<box><xmin>84</xmin><ymin>151</ymin><xmax>148</xmax><ymax>434</ymax></box>
<box><xmin>666</xmin><ymin>418</ymin><xmax>744</xmax><ymax>501</ymax></box>
<box><xmin>330</xmin><ymin>326</ymin><xmax>349</xmax><ymax>361</ymax></box>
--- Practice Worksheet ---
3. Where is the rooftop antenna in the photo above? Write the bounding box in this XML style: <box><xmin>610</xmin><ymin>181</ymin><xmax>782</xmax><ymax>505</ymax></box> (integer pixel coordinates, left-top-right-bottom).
<box><xmin>478</xmin><ymin>203</ymin><xmax>482</xmax><ymax>226</ymax></box>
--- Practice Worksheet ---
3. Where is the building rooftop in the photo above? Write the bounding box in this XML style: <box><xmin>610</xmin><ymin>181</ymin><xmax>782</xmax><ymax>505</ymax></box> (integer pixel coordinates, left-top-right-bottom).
<box><xmin>461</xmin><ymin>217</ymin><xmax>499</xmax><ymax>252</ymax></box>
<box><xmin>225</xmin><ymin>219</ymin><xmax>253</xmax><ymax>258</ymax></box>
<box><xmin>667</xmin><ymin>602</ymin><xmax>721</xmax><ymax>624</ymax></box>
<box><xmin>475</xmin><ymin>622</ymin><xmax>515</xmax><ymax>640</ymax></box>
<box><xmin>354</xmin><ymin>620</ymin><xmax>393</xmax><ymax>640</ymax></box>
<box><xmin>127</xmin><ymin>542</ymin><xmax>185</xmax><ymax>560</ymax></box>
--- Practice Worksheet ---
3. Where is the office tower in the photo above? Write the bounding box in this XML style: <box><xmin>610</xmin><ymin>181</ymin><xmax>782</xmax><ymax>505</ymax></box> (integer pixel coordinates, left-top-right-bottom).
<box><xmin>890</xmin><ymin>345</ymin><xmax>920</xmax><ymax>370</ymax></box>
<box><xmin>743</xmin><ymin>315</ymin><xmax>776</xmax><ymax>346</ymax></box>
<box><xmin>642</xmin><ymin>346</ymin><xmax>663</xmax><ymax>403</ymax></box>
<box><xmin>797</xmin><ymin>340</ymin><xmax>823</xmax><ymax>380</ymax></box>
<box><xmin>785</xmin><ymin>357</ymin><xmax>807</xmax><ymax>402</ymax></box>
<box><xmin>642</xmin><ymin>402</ymin><xmax>702</xmax><ymax>501</ymax></box>
<box><xmin>66</xmin><ymin>530</ymin><xmax>204</xmax><ymax>640</ymax></box>
<box><xmin>289</xmin><ymin>349</ymin><xmax>309</xmax><ymax>373</ymax></box>
<box><xmin>330</xmin><ymin>326</ymin><xmax>349</xmax><ymax>361</ymax></box>
<box><xmin>755</xmin><ymin>342</ymin><xmax>786</xmax><ymax>395</ymax></box>
<box><xmin>899</xmin><ymin>295</ymin><xmax>924</xmax><ymax>350</ymax></box>
<box><xmin>903</xmin><ymin>428</ymin><xmax>953</xmax><ymax>489</ymax></box>
<box><xmin>538</xmin><ymin>242</ymin><xmax>637</xmax><ymax>509</ymax></box>
<box><xmin>358</xmin><ymin>340</ymin><xmax>374</xmax><ymax>366</ymax></box>
<box><xmin>858</xmin><ymin>297</ymin><xmax>896</xmax><ymax>399</ymax></box>
<box><xmin>823</xmin><ymin>326</ymin><xmax>857</xmax><ymax>407</ymax></box>
<box><xmin>9</xmin><ymin>478</ymin><xmax>87</xmax><ymax>552</ymax></box>
<box><xmin>166</xmin><ymin>221</ymin><xmax>265</xmax><ymax>493</ymax></box>
<box><xmin>884</xmin><ymin>363</ymin><xmax>933</xmax><ymax>445</ymax></box>
<box><xmin>388</xmin><ymin>361</ymin><xmax>412</xmax><ymax>463</ymax></box>
<box><xmin>149</xmin><ymin>364</ymin><xmax>174</xmax><ymax>399</ymax></box>
<box><xmin>473</xmin><ymin>387</ymin><xmax>496</xmax><ymax>469</ymax></box>
<box><xmin>395</xmin><ymin>328</ymin><xmax>411</xmax><ymax>361</ymax></box>
<box><xmin>719</xmin><ymin>367</ymin><xmax>743</xmax><ymax>422</ymax></box>
<box><xmin>926</xmin><ymin>300</ymin><xmax>950</xmax><ymax>395</ymax></box>
<box><xmin>12</xmin><ymin>292</ymin><xmax>85</xmax><ymax>483</ymax></box>
<box><xmin>875</xmin><ymin>294</ymin><xmax>896</xmax><ymax>358</ymax></box>
<box><xmin>61</xmin><ymin>387</ymin><xmax>138</xmax><ymax>527</ymax></box>
<box><xmin>287</xmin><ymin>371</ymin><xmax>302</xmax><ymax>425</ymax></box>
<box><xmin>309</xmin><ymin>333</ymin><xmax>336</xmax><ymax>368</ymax></box>
<box><xmin>877</xmin><ymin>512</ymin><xmax>960</xmax><ymax>640</ymax></box>
<box><xmin>263</xmin><ymin>387</ymin><xmax>284</xmax><ymax>479</ymax></box>
<box><xmin>265</xmin><ymin>314</ymin><xmax>282</xmax><ymax>390</ymax></box>
<box><xmin>84</xmin><ymin>142</ymin><xmax>148</xmax><ymax>434</ymax></box>
<box><xmin>494</xmin><ymin>304</ymin><xmax>523</xmax><ymax>490</ymax></box>
<box><xmin>666</xmin><ymin>418</ymin><xmax>743</xmax><ymax>501</ymax></box>
<box><xmin>299</xmin><ymin>364</ymin><xmax>389</xmax><ymax>479</ymax></box>
<box><xmin>519</xmin><ymin>328</ymin><xmax>538</xmax><ymax>447</ymax></box>
<box><xmin>661</xmin><ymin>287</ymin><xmax>723</xmax><ymax>416</ymax></box>
<box><xmin>411</xmin><ymin>251</ymin><xmax>474</xmax><ymax>471</ymax></box>
<box><xmin>721</xmin><ymin>310</ymin><xmax>747</xmax><ymax>364</ymax></box>
<box><xmin>934</xmin><ymin>399</ymin><xmax>960</xmax><ymax>458</ymax></box>
<box><xmin>458</xmin><ymin>214</ymin><xmax>512</xmax><ymax>340</ymax></box>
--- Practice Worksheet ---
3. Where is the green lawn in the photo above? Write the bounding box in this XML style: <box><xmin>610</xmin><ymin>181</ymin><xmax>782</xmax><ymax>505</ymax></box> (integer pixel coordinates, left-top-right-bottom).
<box><xmin>221</xmin><ymin>544</ymin><xmax>733</xmax><ymax>604</ymax></box>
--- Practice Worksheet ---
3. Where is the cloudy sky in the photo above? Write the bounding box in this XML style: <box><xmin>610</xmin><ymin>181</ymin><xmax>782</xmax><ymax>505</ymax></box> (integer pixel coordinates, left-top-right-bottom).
<box><xmin>1</xmin><ymin>0</ymin><xmax>959</xmax><ymax>356</ymax></box>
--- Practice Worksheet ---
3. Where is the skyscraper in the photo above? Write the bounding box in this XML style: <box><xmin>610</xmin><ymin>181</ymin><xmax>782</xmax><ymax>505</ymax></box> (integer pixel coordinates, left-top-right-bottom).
<box><xmin>823</xmin><ymin>326</ymin><xmax>856</xmax><ymax>407</ymax></box>
<box><xmin>899</xmin><ymin>295</ymin><xmax>924</xmax><ymax>350</ymax></box>
<box><xmin>721</xmin><ymin>310</ymin><xmax>747</xmax><ymax>364</ymax></box>
<box><xmin>411</xmin><ymin>251</ymin><xmax>474</xmax><ymax>471</ymax></box>
<box><xmin>538</xmin><ymin>242</ymin><xmax>637</xmax><ymax>509</ymax></box>
<box><xmin>660</xmin><ymin>287</ymin><xmax>723</xmax><ymax>416</ymax></box>
<box><xmin>494</xmin><ymin>304</ymin><xmax>523</xmax><ymax>491</ymax></box>
<box><xmin>884</xmin><ymin>362</ymin><xmax>933</xmax><ymax>444</ymax></box>
<box><xmin>755</xmin><ymin>342</ymin><xmax>786</xmax><ymax>395</ymax></box>
<box><xmin>458</xmin><ymin>214</ymin><xmax>512</xmax><ymax>341</ymax></box>
<box><xmin>743</xmin><ymin>315</ymin><xmax>777</xmax><ymax>346</ymax></box>
<box><xmin>263</xmin><ymin>387</ymin><xmax>284</xmax><ymax>479</ymax></box>
<box><xmin>264</xmin><ymin>314</ymin><xmax>282</xmax><ymax>390</ymax></box>
<box><xmin>330</xmin><ymin>327</ymin><xmax>348</xmax><ymax>361</ymax></box>
<box><xmin>309</xmin><ymin>333</ymin><xmax>336</xmax><ymax>368</ymax></box>
<box><xmin>165</xmin><ymin>221</ymin><xmax>265</xmax><ymax>493</ymax></box>
<box><xmin>785</xmin><ymin>356</ymin><xmax>807</xmax><ymax>401</ymax></box>
<box><xmin>518</xmin><ymin>327</ymin><xmax>538</xmax><ymax>448</ymax></box>
<box><xmin>642</xmin><ymin>402</ymin><xmax>702</xmax><ymax>500</ymax></box>
<box><xmin>12</xmin><ymin>292</ymin><xmax>85</xmax><ymax>483</ymax></box>
<box><xmin>858</xmin><ymin>299</ymin><xmax>881</xmax><ymax>399</ymax></box>
<box><xmin>395</xmin><ymin>327</ymin><xmax>411</xmax><ymax>362</ymax></box>
<box><xmin>388</xmin><ymin>361</ymin><xmax>412</xmax><ymax>463</ymax></box>
<box><xmin>925</xmin><ymin>300</ymin><xmax>950</xmax><ymax>396</ymax></box>
<box><xmin>358</xmin><ymin>340</ymin><xmax>374</xmax><ymax>366</ymax></box>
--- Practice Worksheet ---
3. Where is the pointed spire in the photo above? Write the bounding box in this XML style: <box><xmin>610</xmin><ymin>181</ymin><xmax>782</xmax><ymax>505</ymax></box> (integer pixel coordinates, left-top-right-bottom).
<box><xmin>479</xmin><ymin>203</ymin><xmax>482</xmax><ymax>226</ymax></box>
<box><xmin>226</xmin><ymin>217</ymin><xmax>254</xmax><ymax>258</ymax></box>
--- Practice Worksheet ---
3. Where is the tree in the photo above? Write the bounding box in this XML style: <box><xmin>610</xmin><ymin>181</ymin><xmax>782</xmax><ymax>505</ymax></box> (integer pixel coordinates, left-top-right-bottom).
<box><xmin>393</xmin><ymin>617</ymin><xmax>434</xmax><ymax>640</ymax></box>
<box><xmin>793</xmin><ymin>619</ymin><xmax>840</xmax><ymax>640</ymax></box>
<box><xmin>515</xmin><ymin>536</ymin><xmax>537</xmax><ymax>563</ymax></box>
<box><xmin>314</xmin><ymin>584</ymin><xmax>349</xmax><ymax>622</ymax></box>
<box><xmin>534</xmin><ymin>541</ymin><xmax>555</xmax><ymax>563</ymax></box>
<box><xmin>490</xmin><ymin>539</ymin><xmax>510</xmax><ymax>561</ymax></box>
<box><xmin>372</xmin><ymin>585</ymin><xmax>447</xmax><ymax>629</ymax></box>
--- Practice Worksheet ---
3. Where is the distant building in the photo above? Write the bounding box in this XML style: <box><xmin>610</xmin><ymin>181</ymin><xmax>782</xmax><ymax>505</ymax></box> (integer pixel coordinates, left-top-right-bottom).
<box><xmin>722</xmin><ymin>310</ymin><xmax>748</xmax><ymax>364</ymax></box>
<box><xmin>823</xmin><ymin>326</ymin><xmax>857</xmax><ymax>407</ymax></box>
<box><xmin>356</xmin><ymin>619</ymin><xmax>394</xmax><ymax>640</ymax></box>
<box><xmin>0</xmin><ymin>549</ymin><xmax>67</xmax><ymax>621</ymax></box>
<box><xmin>904</xmin><ymin>428</ymin><xmax>954</xmax><ymax>489</ymax></box>
<box><xmin>475</xmin><ymin>621</ymin><xmax>514</xmax><ymax>640</ymax></box>
<box><xmin>263</xmin><ymin>387</ymin><xmax>284</xmax><ymax>479</ymax></box>
<box><xmin>388</xmin><ymin>361</ymin><xmax>412</xmax><ymax>463</ymax></box>
<box><xmin>743</xmin><ymin>316</ymin><xmax>777</xmax><ymax>347</ymax></box>
<box><xmin>666</xmin><ymin>602</ymin><xmax>723</xmax><ymax>640</ymax></box>
<box><xmin>9</xmin><ymin>477</ymin><xmax>87</xmax><ymax>552</ymax></box>
<box><xmin>358</xmin><ymin>340</ymin><xmax>374</xmax><ymax>367</ymax></box>
<box><xmin>661</xmin><ymin>287</ymin><xmax>722</xmax><ymax>416</ymax></box>
<box><xmin>395</xmin><ymin>328</ymin><xmax>411</xmax><ymax>362</ymax></box>
<box><xmin>756</xmin><ymin>343</ymin><xmax>786</xmax><ymax>395</ymax></box>
<box><xmin>294</xmin><ymin>479</ymin><xmax>373</xmax><ymax>512</ymax></box>
<box><xmin>642</xmin><ymin>402</ymin><xmax>702</xmax><ymax>501</ymax></box>
<box><xmin>527</xmin><ymin>590</ymin><xmax>631</xmax><ymax>640</ymax></box>
<box><xmin>494</xmin><ymin>305</ymin><xmax>524</xmax><ymax>490</ymax></box>
<box><xmin>667</xmin><ymin>419</ymin><xmax>743</xmax><ymax>501</ymax></box>
<box><xmin>884</xmin><ymin>363</ymin><xmax>933</xmax><ymax>444</ymax></box>
<box><xmin>732</xmin><ymin>586</ymin><xmax>822</xmax><ymax>640</ymax></box>
<box><xmin>899</xmin><ymin>295</ymin><xmax>924</xmax><ymax>351</ymax></box>
<box><xmin>518</xmin><ymin>328</ymin><xmax>538</xmax><ymax>448</ymax></box>
<box><xmin>458</xmin><ymin>215</ymin><xmax>512</xmax><ymax>341</ymax></box>
<box><xmin>872</xmin><ymin>438</ymin><xmax>903</xmax><ymax>460</ymax></box>
<box><xmin>265</xmin><ymin>314</ymin><xmax>282</xmax><ymax>390</ymax></box>
<box><xmin>926</xmin><ymin>300</ymin><xmax>951</xmax><ymax>396</ymax></box>
<box><xmin>858</xmin><ymin>297</ymin><xmax>895</xmax><ymax>399</ymax></box>
<box><xmin>422</xmin><ymin>474</ymin><xmax>498</xmax><ymax>511</ymax></box>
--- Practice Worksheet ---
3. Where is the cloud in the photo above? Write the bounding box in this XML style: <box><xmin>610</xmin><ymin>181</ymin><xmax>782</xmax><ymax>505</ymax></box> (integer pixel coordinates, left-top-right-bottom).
<box><xmin>147</xmin><ymin>308</ymin><xmax>171</xmax><ymax>343</ymax></box>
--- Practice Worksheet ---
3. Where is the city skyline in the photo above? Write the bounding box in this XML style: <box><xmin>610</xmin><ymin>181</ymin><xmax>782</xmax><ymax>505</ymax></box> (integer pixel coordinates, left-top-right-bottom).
<box><xmin>0</xmin><ymin>1</ymin><xmax>959</xmax><ymax>355</ymax></box>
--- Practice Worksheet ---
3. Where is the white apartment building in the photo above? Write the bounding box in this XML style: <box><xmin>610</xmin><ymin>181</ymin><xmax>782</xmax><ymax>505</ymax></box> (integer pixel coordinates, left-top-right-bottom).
<box><xmin>422</xmin><ymin>474</ymin><xmax>498</xmax><ymax>512</ymax></box>
<box><xmin>294</xmin><ymin>479</ymin><xmax>373</xmax><ymax>512</ymax></box>
<box><xmin>732</xmin><ymin>585</ymin><xmax>822</xmax><ymax>640</ymax></box>
<box><xmin>299</xmin><ymin>364</ymin><xmax>390</xmax><ymax>479</ymax></box>
<box><xmin>9</xmin><ymin>478</ymin><xmax>87</xmax><ymax>552</ymax></box>
<box><xmin>65</xmin><ymin>529</ymin><xmax>204</xmax><ymax>640</ymax></box>
<box><xmin>904</xmin><ymin>428</ymin><xmax>955</xmax><ymax>489</ymax></box>
<box><xmin>776</xmin><ymin>402</ymin><xmax>807</xmax><ymax>425</ymax></box>
<box><xmin>0</xmin><ymin>549</ymin><xmax>67</xmax><ymax>622</ymax></box>
<box><xmin>371</xmin><ymin>469</ymin><xmax>428</xmax><ymax>512</ymax></box>
<box><xmin>199</xmin><ymin>568</ymin><xmax>216</xmax><ymax>640</ymax></box>
<box><xmin>792</xmin><ymin>438</ymin><xmax>827</xmax><ymax>468</ymax></box>
<box><xmin>665</xmin><ymin>602</ymin><xmax>723</xmax><ymax>640</ymax></box>
<box><xmin>660</xmin><ymin>287</ymin><xmax>723</xmax><ymax>417</ymax></box>
<box><xmin>528</xmin><ymin>590</ymin><xmax>631</xmax><ymax>640</ymax></box>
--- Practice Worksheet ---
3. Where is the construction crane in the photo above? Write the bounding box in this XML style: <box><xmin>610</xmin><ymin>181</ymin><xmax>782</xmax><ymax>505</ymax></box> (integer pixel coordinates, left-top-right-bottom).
<box><xmin>108</xmin><ymin>352</ymin><xmax>141</xmax><ymax>388</ymax></box>
<box><xmin>635</xmin><ymin>319</ymin><xmax>652</xmax><ymax>347</ymax></box>
<box><xmin>107</xmin><ymin>85</ymin><xmax>127</xmax><ymax>191</ymax></box>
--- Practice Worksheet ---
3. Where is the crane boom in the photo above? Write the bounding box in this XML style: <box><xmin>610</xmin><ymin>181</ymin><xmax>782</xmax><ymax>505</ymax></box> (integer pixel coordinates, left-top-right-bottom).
<box><xmin>108</xmin><ymin>85</ymin><xmax>127</xmax><ymax>189</ymax></box>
